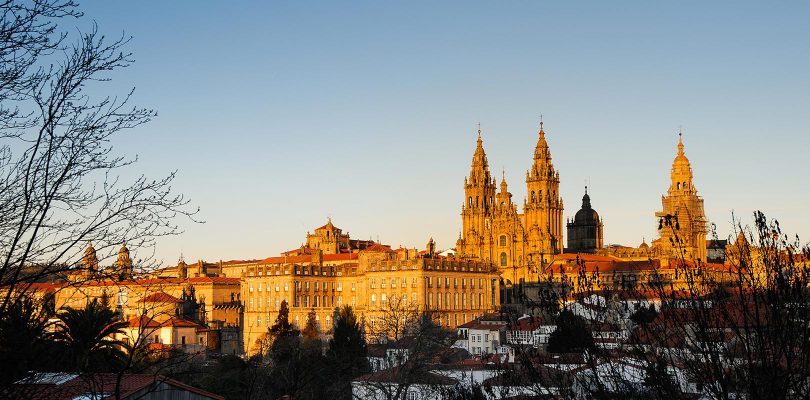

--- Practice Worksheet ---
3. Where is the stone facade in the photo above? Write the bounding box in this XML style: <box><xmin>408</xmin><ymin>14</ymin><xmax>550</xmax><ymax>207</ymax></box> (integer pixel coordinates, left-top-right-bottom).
<box><xmin>652</xmin><ymin>134</ymin><xmax>708</xmax><ymax>262</ymax></box>
<box><xmin>456</xmin><ymin>123</ymin><xmax>563</xmax><ymax>285</ymax></box>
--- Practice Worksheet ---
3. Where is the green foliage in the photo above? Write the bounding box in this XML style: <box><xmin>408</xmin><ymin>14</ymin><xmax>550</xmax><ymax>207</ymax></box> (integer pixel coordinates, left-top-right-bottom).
<box><xmin>269</xmin><ymin>299</ymin><xmax>298</xmax><ymax>338</ymax></box>
<box><xmin>326</xmin><ymin>306</ymin><xmax>369</xmax><ymax>399</ymax></box>
<box><xmin>547</xmin><ymin>310</ymin><xmax>595</xmax><ymax>353</ymax></box>
<box><xmin>0</xmin><ymin>298</ymin><xmax>55</xmax><ymax>385</ymax></box>
<box><xmin>302</xmin><ymin>309</ymin><xmax>319</xmax><ymax>340</ymax></box>
<box><xmin>51</xmin><ymin>299</ymin><xmax>129</xmax><ymax>372</ymax></box>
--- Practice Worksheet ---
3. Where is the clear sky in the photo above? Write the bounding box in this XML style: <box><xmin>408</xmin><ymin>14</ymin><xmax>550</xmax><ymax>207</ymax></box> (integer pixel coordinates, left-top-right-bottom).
<box><xmin>78</xmin><ymin>1</ymin><xmax>810</xmax><ymax>265</ymax></box>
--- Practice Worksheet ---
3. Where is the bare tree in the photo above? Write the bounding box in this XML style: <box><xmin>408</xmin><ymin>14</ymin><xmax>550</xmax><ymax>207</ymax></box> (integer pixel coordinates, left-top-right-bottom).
<box><xmin>0</xmin><ymin>0</ymin><xmax>197</xmax><ymax>392</ymax></box>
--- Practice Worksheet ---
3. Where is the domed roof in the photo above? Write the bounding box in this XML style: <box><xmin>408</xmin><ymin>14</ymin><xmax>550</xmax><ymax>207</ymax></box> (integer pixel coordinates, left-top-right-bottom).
<box><xmin>573</xmin><ymin>189</ymin><xmax>600</xmax><ymax>224</ymax></box>
<box><xmin>672</xmin><ymin>133</ymin><xmax>691</xmax><ymax>167</ymax></box>
<box><xmin>575</xmin><ymin>207</ymin><xmax>599</xmax><ymax>224</ymax></box>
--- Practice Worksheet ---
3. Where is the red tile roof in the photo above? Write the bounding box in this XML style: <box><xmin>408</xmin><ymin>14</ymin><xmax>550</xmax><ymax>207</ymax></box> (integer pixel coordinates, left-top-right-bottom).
<box><xmin>138</xmin><ymin>292</ymin><xmax>182</xmax><ymax>304</ymax></box>
<box><xmin>6</xmin><ymin>373</ymin><xmax>223</xmax><ymax>400</ymax></box>
<box><xmin>363</xmin><ymin>243</ymin><xmax>395</xmax><ymax>253</ymax></box>
<box><xmin>127</xmin><ymin>316</ymin><xmax>202</xmax><ymax>329</ymax></box>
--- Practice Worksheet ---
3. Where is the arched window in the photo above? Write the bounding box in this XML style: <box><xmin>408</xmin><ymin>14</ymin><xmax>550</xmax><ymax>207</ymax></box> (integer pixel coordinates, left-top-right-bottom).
<box><xmin>531</xmin><ymin>191</ymin><xmax>535</xmax><ymax>202</ymax></box>
<box><xmin>500</xmin><ymin>252</ymin><xmax>507</xmax><ymax>266</ymax></box>
<box><xmin>499</xmin><ymin>235</ymin><xmax>507</xmax><ymax>247</ymax></box>
<box><xmin>371</xmin><ymin>294</ymin><xmax>376</xmax><ymax>306</ymax></box>
<box><xmin>468</xmin><ymin>197</ymin><xmax>472</xmax><ymax>207</ymax></box>
<box><xmin>476</xmin><ymin>196</ymin><xmax>479</xmax><ymax>206</ymax></box>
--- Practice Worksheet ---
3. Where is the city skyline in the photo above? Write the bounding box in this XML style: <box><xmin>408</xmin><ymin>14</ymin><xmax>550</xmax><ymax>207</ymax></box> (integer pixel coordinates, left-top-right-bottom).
<box><xmin>77</xmin><ymin>1</ymin><xmax>810</xmax><ymax>265</ymax></box>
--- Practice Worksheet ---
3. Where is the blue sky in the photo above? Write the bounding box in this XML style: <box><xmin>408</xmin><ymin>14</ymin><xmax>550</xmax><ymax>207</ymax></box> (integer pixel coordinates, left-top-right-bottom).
<box><xmin>78</xmin><ymin>1</ymin><xmax>810</xmax><ymax>264</ymax></box>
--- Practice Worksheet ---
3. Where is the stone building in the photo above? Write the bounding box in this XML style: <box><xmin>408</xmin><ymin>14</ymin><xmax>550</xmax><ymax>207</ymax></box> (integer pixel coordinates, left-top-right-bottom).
<box><xmin>566</xmin><ymin>188</ymin><xmax>604</xmax><ymax>254</ymax></box>
<box><xmin>456</xmin><ymin>123</ymin><xmax>564</xmax><ymax>285</ymax></box>
<box><xmin>239</xmin><ymin>222</ymin><xmax>500</xmax><ymax>354</ymax></box>
<box><xmin>652</xmin><ymin>133</ymin><xmax>708</xmax><ymax>263</ymax></box>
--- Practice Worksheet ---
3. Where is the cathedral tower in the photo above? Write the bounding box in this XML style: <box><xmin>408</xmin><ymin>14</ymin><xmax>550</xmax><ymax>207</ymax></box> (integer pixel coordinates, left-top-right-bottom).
<box><xmin>523</xmin><ymin>122</ymin><xmax>564</xmax><ymax>264</ymax></box>
<box><xmin>459</xmin><ymin>128</ymin><xmax>497</xmax><ymax>260</ymax></box>
<box><xmin>115</xmin><ymin>243</ymin><xmax>133</xmax><ymax>280</ymax></box>
<box><xmin>653</xmin><ymin>133</ymin><xmax>708</xmax><ymax>262</ymax></box>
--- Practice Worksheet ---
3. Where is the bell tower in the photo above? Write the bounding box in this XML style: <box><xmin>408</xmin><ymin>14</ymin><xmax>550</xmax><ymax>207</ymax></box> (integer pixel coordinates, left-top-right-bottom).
<box><xmin>459</xmin><ymin>127</ymin><xmax>497</xmax><ymax>260</ymax></box>
<box><xmin>654</xmin><ymin>133</ymin><xmax>708</xmax><ymax>262</ymax></box>
<box><xmin>523</xmin><ymin>121</ymin><xmax>564</xmax><ymax>264</ymax></box>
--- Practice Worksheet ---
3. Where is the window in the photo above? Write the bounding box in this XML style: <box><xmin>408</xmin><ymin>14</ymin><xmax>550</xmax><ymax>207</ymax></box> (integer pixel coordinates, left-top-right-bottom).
<box><xmin>370</xmin><ymin>279</ymin><xmax>376</xmax><ymax>289</ymax></box>
<box><xmin>500</xmin><ymin>252</ymin><xmax>507</xmax><ymax>266</ymax></box>
<box><xmin>381</xmin><ymin>278</ymin><xmax>387</xmax><ymax>288</ymax></box>
<box><xmin>337</xmin><ymin>282</ymin><xmax>343</xmax><ymax>291</ymax></box>
<box><xmin>258</xmin><ymin>283</ymin><xmax>263</xmax><ymax>292</ymax></box>
<box><xmin>249</xmin><ymin>284</ymin><xmax>254</xmax><ymax>293</ymax></box>
<box><xmin>499</xmin><ymin>235</ymin><xmax>506</xmax><ymax>247</ymax></box>
<box><xmin>391</xmin><ymin>278</ymin><xmax>396</xmax><ymax>288</ymax></box>
<box><xmin>284</xmin><ymin>282</ymin><xmax>289</xmax><ymax>291</ymax></box>
<box><xmin>371</xmin><ymin>294</ymin><xmax>376</xmax><ymax>307</ymax></box>
<box><xmin>412</xmin><ymin>292</ymin><xmax>417</xmax><ymax>303</ymax></box>
<box><xmin>381</xmin><ymin>293</ymin><xmax>387</xmax><ymax>305</ymax></box>
<box><xmin>181</xmin><ymin>336</ymin><xmax>186</xmax><ymax>345</ymax></box>
<box><xmin>351</xmin><ymin>283</ymin><xmax>356</xmax><ymax>291</ymax></box>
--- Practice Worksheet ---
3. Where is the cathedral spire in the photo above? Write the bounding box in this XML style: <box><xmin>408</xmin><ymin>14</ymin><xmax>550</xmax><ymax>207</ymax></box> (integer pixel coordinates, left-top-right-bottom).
<box><xmin>469</xmin><ymin>125</ymin><xmax>491</xmax><ymax>184</ymax></box>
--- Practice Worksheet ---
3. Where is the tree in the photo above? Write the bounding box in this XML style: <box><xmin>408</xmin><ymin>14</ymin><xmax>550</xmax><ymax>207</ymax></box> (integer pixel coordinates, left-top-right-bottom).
<box><xmin>369</xmin><ymin>293</ymin><xmax>420</xmax><ymax>343</ymax></box>
<box><xmin>0</xmin><ymin>0</ymin><xmax>196</xmax><ymax>328</ymax></box>
<box><xmin>0</xmin><ymin>3</ymin><xmax>197</xmax><ymax>394</ymax></box>
<box><xmin>50</xmin><ymin>298</ymin><xmax>129</xmax><ymax>372</ymax></box>
<box><xmin>0</xmin><ymin>297</ymin><xmax>55</xmax><ymax>386</ymax></box>
<box><xmin>547</xmin><ymin>310</ymin><xmax>595</xmax><ymax>353</ymax></box>
<box><xmin>326</xmin><ymin>305</ymin><xmax>369</xmax><ymax>399</ymax></box>
<box><xmin>630</xmin><ymin>212</ymin><xmax>810</xmax><ymax>399</ymax></box>
<box><xmin>302</xmin><ymin>309</ymin><xmax>319</xmax><ymax>341</ymax></box>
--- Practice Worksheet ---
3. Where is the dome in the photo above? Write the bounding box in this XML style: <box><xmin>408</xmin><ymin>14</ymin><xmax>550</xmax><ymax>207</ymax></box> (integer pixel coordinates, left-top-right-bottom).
<box><xmin>573</xmin><ymin>191</ymin><xmax>600</xmax><ymax>224</ymax></box>
<box><xmin>574</xmin><ymin>207</ymin><xmax>600</xmax><ymax>225</ymax></box>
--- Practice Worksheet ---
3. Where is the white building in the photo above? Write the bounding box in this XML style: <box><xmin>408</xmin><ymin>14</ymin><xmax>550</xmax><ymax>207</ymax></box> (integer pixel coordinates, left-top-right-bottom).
<box><xmin>506</xmin><ymin>315</ymin><xmax>556</xmax><ymax>348</ymax></box>
<box><xmin>455</xmin><ymin>316</ymin><xmax>508</xmax><ymax>356</ymax></box>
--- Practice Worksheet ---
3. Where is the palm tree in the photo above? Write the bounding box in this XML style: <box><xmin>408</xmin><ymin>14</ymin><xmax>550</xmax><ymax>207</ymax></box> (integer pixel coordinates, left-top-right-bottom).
<box><xmin>51</xmin><ymin>299</ymin><xmax>129</xmax><ymax>372</ymax></box>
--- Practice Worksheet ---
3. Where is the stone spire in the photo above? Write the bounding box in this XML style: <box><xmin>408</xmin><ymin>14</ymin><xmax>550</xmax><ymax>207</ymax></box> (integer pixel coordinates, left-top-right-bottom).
<box><xmin>669</xmin><ymin>132</ymin><xmax>695</xmax><ymax>194</ymax></box>
<box><xmin>82</xmin><ymin>243</ymin><xmax>99</xmax><ymax>275</ymax></box>
<box><xmin>655</xmin><ymin>131</ymin><xmax>708</xmax><ymax>262</ymax></box>
<box><xmin>533</xmin><ymin>121</ymin><xmax>551</xmax><ymax>163</ymax></box>
<box><xmin>469</xmin><ymin>127</ymin><xmax>491</xmax><ymax>183</ymax></box>
<box><xmin>115</xmin><ymin>243</ymin><xmax>133</xmax><ymax>280</ymax></box>
<box><xmin>581</xmin><ymin>186</ymin><xmax>591</xmax><ymax>209</ymax></box>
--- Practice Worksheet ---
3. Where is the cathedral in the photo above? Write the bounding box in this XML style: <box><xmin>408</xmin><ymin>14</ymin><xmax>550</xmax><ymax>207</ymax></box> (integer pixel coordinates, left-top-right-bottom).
<box><xmin>457</xmin><ymin>123</ymin><xmax>711</xmax><ymax>285</ymax></box>
<box><xmin>456</xmin><ymin>122</ymin><xmax>564</xmax><ymax>284</ymax></box>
